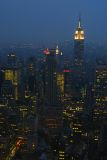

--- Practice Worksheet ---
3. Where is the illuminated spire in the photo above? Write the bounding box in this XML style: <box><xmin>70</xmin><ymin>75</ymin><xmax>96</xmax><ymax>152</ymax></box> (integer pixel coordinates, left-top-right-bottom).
<box><xmin>78</xmin><ymin>15</ymin><xmax>81</xmax><ymax>28</ymax></box>
<box><xmin>74</xmin><ymin>16</ymin><xmax>85</xmax><ymax>40</ymax></box>
<box><xmin>56</xmin><ymin>45</ymin><xmax>59</xmax><ymax>55</ymax></box>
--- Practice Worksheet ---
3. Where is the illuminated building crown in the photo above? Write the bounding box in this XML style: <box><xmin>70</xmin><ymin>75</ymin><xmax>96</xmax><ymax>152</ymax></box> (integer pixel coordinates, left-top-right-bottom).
<box><xmin>56</xmin><ymin>45</ymin><xmax>59</xmax><ymax>55</ymax></box>
<box><xmin>74</xmin><ymin>17</ymin><xmax>85</xmax><ymax>40</ymax></box>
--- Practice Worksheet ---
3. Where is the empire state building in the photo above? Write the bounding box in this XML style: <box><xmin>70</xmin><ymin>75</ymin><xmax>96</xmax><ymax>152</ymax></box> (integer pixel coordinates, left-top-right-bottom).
<box><xmin>74</xmin><ymin>17</ymin><xmax>85</xmax><ymax>70</ymax></box>
<box><xmin>72</xmin><ymin>17</ymin><xmax>86</xmax><ymax>99</ymax></box>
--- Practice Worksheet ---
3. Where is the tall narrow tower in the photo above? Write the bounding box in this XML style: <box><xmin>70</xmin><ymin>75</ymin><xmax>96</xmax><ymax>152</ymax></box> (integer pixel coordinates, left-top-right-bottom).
<box><xmin>74</xmin><ymin>16</ymin><xmax>85</xmax><ymax>69</ymax></box>
<box><xmin>73</xmin><ymin>17</ymin><xmax>86</xmax><ymax>99</ymax></box>
<box><xmin>45</xmin><ymin>49</ymin><xmax>57</xmax><ymax>106</ymax></box>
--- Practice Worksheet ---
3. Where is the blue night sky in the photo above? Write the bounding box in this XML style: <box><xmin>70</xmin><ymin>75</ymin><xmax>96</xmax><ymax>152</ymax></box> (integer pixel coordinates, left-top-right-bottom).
<box><xmin>0</xmin><ymin>0</ymin><xmax>107</xmax><ymax>44</ymax></box>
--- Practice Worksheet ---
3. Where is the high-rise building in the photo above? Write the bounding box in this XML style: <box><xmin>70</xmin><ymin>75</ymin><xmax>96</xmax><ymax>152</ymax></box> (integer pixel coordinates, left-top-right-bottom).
<box><xmin>89</xmin><ymin>60</ymin><xmax>107</xmax><ymax>154</ymax></box>
<box><xmin>2</xmin><ymin>67</ymin><xmax>21</xmax><ymax>100</ymax></box>
<box><xmin>7</xmin><ymin>53</ymin><xmax>17</xmax><ymax>67</ymax></box>
<box><xmin>63</xmin><ymin>17</ymin><xmax>86</xmax><ymax>146</ymax></box>
<box><xmin>38</xmin><ymin>49</ymin><xmax>63</xmax><ymax>136</ymax></box>
<box><xmin>26</xmin><ymin>56</ymin><xmax>36</xmax><ymax>95</ymax></box>
<box><xmin>93</xmin><ymin>61</ymin><xmax>107</xmax><ymax>122</ymax></box>
<box><xmin>74</xmin><ymin>16</ymin><xmax>85</xmax><ymax>69</ymax></box>
<box><xmin>55</xmin><ymin>45</ymin><xmax>63</xmax><ymax>70</ymax></box>
<box><xmin>57</xmin><ymin>72</ymin><xmax>64</xmax><ymax>103</ymax></box>
<box><xmin>73</xmin><ymin>16</ymin><xmax>86</xmax><ymax>99</ymax></box>
<box><xmin>45</xmin><ymin>49</ymin><xmax>58</xmax><ymax>106</ymax></box>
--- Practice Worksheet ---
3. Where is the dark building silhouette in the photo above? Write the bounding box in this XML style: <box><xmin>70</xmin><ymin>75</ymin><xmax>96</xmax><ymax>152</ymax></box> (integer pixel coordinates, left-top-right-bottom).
<box><xmin>44</xmin><ymin>49</ymin><xmax>58</xmax><ymax>106</ymax></box>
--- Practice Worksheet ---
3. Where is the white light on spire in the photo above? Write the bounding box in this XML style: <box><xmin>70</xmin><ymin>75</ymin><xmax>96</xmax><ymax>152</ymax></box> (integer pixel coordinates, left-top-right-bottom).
<box><xmin>78</xmin><ymin>21</ymin><xmax>81</xmax><ymax>28</ymax></box>
<box><xmin>56</xmin><ymin>45</ymin><xmax>59</xmax><ymax>55</ymax></box>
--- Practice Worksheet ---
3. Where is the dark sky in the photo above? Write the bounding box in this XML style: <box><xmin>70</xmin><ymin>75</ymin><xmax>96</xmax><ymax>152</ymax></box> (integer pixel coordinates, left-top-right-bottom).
<box><xmin>0</xmin><ymin>0</ymin><xmax>107</xmax><ymax>44</ymax></box>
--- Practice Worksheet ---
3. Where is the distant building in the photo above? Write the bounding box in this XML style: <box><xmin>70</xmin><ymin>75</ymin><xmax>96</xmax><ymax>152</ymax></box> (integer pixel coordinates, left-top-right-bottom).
<box><xmin>74</xmin><ymin>16</ymin><xmax>85</xmax><ymax>69</ymax></box>
<box><xmin>25</xmin><ymin>56</ymin><xmax>36</xmax><ymax>95</ymax></box>
<box><xmin>39</xmin><ymin>49</ymin><xmax>63</xmax><ymax>136</ymax></box>
<box><xmin>2</xmin><ymin>67</ymin><xmax>21</xmax><ymax>100</ymax></box>
<box><xmin>93</xmin><ymin>61</ymin><xmax>107</xmax><ymax>121</ymax></box>
<box><xmin>7</xmin><ymin>53</ymin><xmax>17</xmax><ymax>67</ymax></box>
<box><xmin>73</xmin><ymin>16</ymin><xmax>86</xmax><ymax>99</ymax></box>
<box><xmin>44</xmin><ymin>49</ymin><xmax>58</xmax><ymax>106</ymax></box>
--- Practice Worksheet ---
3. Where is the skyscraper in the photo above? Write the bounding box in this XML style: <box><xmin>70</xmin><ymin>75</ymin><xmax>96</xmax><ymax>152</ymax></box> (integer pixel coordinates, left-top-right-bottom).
<box><xmin>74</xmin><ymin>16</ymin><xmax>85</xmax><ymax>69</ymax></box>
<box><xmin>73</xmin><ymin>16</ymin><xmax>86</xmax><ymax>99</ymax></box>
<box><xmin>7</xmin><ymin>53</ymin><xmax>17</xmax><ymax>67</ymax></box>
<box><xmin>94</xmin><ymin>60</ymin><xmax>107</xmax><ymax>122</ymax></box>
<box><xmin>91</xmin><ymin>60</ymin><xmax>107</xmax><ymax>157</ymax></box>
<box><xmin>65</xmin><ymin>17</ymin><xmax>86</xmax><ymax>145</ymax></box>
<box><xmin>26</xmin><ymin>56</ymin><xmax>36</xmax><ymax>94</ymax></box>
<box><xmin>45</xmin><ymin>49</ymin><xmax>58</xmax><ymax>106</ymax></box>
<box><xmin>38</xmin><ymin>49</ymin><xmax>63</xmax><ymax>135</ymax></box>
<box><xmin>2</xmin><ymin>67</ymin><xmax>21</xmax><ymax>100</ymax></box>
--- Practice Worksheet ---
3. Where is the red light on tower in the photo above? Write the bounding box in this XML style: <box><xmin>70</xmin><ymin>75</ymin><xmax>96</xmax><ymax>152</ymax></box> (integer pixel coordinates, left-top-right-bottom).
<box><xmin>63</xmin><ymin>70</ymin><xmax>70</xmax><ymax>73</ymax></box>
<box><xmin>63</xmin><ymin>69</ymin><xmax>74</xmax><ymax>73</ymax></box>
<box><xmin>44</xmin><ymin>48</ymin><xmax>50</xmax><ymax>55</ymax></box>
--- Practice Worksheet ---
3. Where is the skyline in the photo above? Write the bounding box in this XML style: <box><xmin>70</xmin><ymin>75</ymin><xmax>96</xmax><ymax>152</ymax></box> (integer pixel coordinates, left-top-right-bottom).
<box><xmin>0</xmin><ymin>0</ymin><xmax>107</xmax><ymax>44</ymax></box>
<box><xmin>1</xmin><ymin>2</ymin><xmax>107</xmax><ymax>159</ymax></box>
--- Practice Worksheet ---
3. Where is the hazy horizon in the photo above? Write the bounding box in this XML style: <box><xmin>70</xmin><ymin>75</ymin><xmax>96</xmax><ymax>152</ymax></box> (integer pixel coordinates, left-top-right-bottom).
<box><xmin>0</xmin><ymin>0</ymin><xmax>107</xmax><ymax>44</ymax></box>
